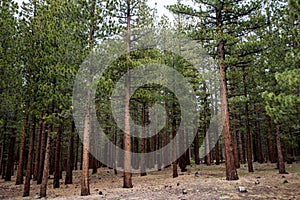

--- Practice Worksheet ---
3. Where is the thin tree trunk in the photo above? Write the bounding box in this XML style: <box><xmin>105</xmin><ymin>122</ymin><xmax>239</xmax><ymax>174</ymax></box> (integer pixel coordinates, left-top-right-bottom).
<box><xmin>65</xmin><ymin>122</ymin><xmax>74</xmax><ymax>184</ymax></box>
<box><xmin>39</xmin><ymin>130</ymin><xmax>51</xmax><ymax>197</ymax></box>
<box><xmin>243</xmin><ymin>68</ymin><xmax>253</xmax><ymax>172</ymax></box>
<box><xmin>53</xmin><ymin>125</ymin><xmax>62</xmax><ymax>188</ymax></box>
<box><xmin>267</xmin><ymin>115</ymin><xmax>276</xmax><ymax>163</ymax></box>
<box><xmin>23</xmin><ymin>116</ymin><xmax>36</xmax><ymax>197</ymax></box>
<box><xmin>255</xmin><ymin>111</ymin><xmax>263</xmax><ymax>164</ymax></box>
<box><xmin>238</xmin><ymin>128</ymin><xmax>245</xmax><ymax>164</ymax></box>
<box><xmin>37</xmin><ymin>121</ymin><xmax>47</xmax><ymax>184</ymax></box>
<box><xmin>172</xmin><ymin>110</ymin><xmax>178</xmax><ymax>178</ymax></box>
<box><xmin>232</xmin><ymin>114</ymin><xmax>240</xmax><ymax>168</ymax></box>
<box><xmin>141</xmin><ymin>103</ymin><xmax>147</xmax><ymax>176</ymax></box>
<box><xmin>33</xmin><ymin>119</ymin><xmax>43</xmax><ymax>181</ymax></box>
<box><xmin>74</xmin><ymin>134</ymin><xmax>79</xmax><ymax>170</ymax></box>
<box><xmin>5</xmin><ymin>127</ymin><xmax>17</xmax><ymax>181</ymax></box>
<box><xmin>16</xmin><ymin>114</ymin><xmax>28</xmax><ymax>184</ymax></box>
<box><xmin>276</xmin><ymin>124</ymin><xmax>286</xmax><ymax>174</ymax></box>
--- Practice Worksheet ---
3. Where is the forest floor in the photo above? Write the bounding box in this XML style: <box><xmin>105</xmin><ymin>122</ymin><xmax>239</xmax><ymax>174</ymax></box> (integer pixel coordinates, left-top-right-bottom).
<box><xmin>0</xmin><ymin>162</ymin><xmax>300</xmax><ymax>200</ymax></box>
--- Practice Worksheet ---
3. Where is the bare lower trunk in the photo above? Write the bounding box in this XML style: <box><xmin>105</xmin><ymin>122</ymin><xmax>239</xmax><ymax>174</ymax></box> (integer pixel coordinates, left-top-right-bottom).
<box><xmin>16</xmin><ymin>114</ymin><xmax>28</xmax><ymax>185</ymax></box>
<box><xmin>5</xmin><ymin>127</ymin><xmax>16</xmax><ymax>181</ymax></box>
<box><xmin>23</xmin><ymin>116</ymin><xmax>36</xmax><ymax>197</ymax></box>
<box><xmin>37</xmin><ymin>122</ymin><xmax>47</xmax><ymax>184</ymax></box>
<box><xmin>65</xmin><ymin>122</ymin><xmax>74</xmax><ymax>184</ymax></box>
<box><xmin>40</xmin><ymin>130</ymin><xmax>51</xmax><ymax>197</ymax></box>
<box><xmin>53</xmin><ymin>125</ymin><xmax>62</xmax><ymax>188</ymax></box>
<box><xmin>267</xmin><ymin>115</ymin><xmax>276</xmax><ymax>163</ymax></box>
<box><xmin>276</xmin><ymin>124</ymin><xmax>286</xmax><ymax>174</ymax></box>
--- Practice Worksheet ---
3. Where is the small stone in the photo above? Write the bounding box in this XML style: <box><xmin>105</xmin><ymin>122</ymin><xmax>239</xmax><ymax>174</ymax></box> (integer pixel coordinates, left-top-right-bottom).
<box><xmin>255</xmin><ymin>180</ymin><xmax>260</xmax><ymax>185</ymax></box>
<box><xmin>95</xmin><ymin>189</ymin><xmax>99</xmax><ymax>192</ymax></box>
<box><xmin>182</xmin><ymin>189</ymin><xmax>187</xmax><ymax>194</ymax></box>
<box><xmin>282</xmin><ymin>176</ymin><xmax>285</xmax><ymax>178</ymax></box>
<box><xmin>195</xmin><ymin>172</ymin><xmax>199</xmax><ymax>177</ymax></box>
<box><xmin>177</xmin><ymin>183</ymin><xmax>180</xmax><ymax>186</ymax></box>
<box><xmin>33</xmin><ymin>193</ymin><xmax>40</xmax><ymax>199</ymax></box>
<box><xmin>283</xmin><ymin>180</ymin><xmax>288</xmax><ymax>184</ymax></box>
<box><xmin>238</xmin><ymin>186</ymin><xmax>247</xmax><ymax>193</ymax></box>
<box><xmin>99</xmin><ymin>191</ymin><xmax>103</xmax><ymax>195</ymax></box>
<box><xmin>256</xmin><ymin>176</ymin><xmax>261</xmax><ymax>179</ymax></box>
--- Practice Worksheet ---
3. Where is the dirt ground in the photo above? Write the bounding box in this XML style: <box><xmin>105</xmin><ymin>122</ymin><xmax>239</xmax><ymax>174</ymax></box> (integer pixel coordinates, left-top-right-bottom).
<box><xmin>0</xmin><ymin>162</ymin><xmax>299</xmax><ymax>200</ymax></box>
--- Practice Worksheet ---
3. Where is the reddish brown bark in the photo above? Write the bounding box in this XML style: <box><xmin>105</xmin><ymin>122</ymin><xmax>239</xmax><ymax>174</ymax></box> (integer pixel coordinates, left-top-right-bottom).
<box><xmin>39</xmin><ymin>129</ymin><xmax>52</xmax><ymax>197</ymax></box>
<box><xmin>23</xmin><ymin>116</ymin><xmax>36</xmax><ymax>197</ymax></box>
<box><xmin>65</xmin><ymin>122</ymin><xmax>74</xmax><ymax>184</ymax></box>
<box><xmin>37</xmin><ymin>121</ymin><xmax>47</xmax><ymax>184</ymax></box>
<box><xmin>16</xmin><ymin>114</ymin><xmax>28</xmax><ymax>185</ymax></box>
<box><xmin>216</xmin><ymin>2</ymin><xmax>238</xmax><ymax>180</ymax></box>
<box><xmin>33</xmin><ymin>119</ymin><xmax>43</xmax><ymax>181</ymax></box>
<box><xmin>53</xmin><ymin>125</ymin><xmax>62</xmax><ymax>188</ymax></box>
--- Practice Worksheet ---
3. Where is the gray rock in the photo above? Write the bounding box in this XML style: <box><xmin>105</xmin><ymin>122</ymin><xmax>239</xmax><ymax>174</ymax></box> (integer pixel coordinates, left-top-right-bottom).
<box><xmin>238</xmin><ymin>186</ymin><xmax>247</xmax><ymax>193</ymax></box>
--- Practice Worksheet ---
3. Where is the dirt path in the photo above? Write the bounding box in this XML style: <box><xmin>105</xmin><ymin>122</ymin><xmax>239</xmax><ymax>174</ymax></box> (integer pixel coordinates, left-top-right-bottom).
<box><xmin>0</xmin><ymin>162</ymin><xmax>299</xmax><ymax>199</ymax></box>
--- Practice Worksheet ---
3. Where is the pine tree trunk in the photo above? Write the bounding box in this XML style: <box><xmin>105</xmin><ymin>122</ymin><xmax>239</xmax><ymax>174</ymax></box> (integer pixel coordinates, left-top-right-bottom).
<box><xmin>123</xmin><ymin>0</ymin><xmax>133</xmax><ymax>189</ymax></box>
<box><xmin>267</xmin><ymin>115</ymin><xmax>276</xmax><ymax>163</ymax></box>
<box><xmin>37</xmin><ymin>122</ymin><xmax>47</xmax><ymax>184</ymax></box>
<box><xmin>5</xmin><ymin>127</ymin><xmax>17</xmax><ymax>181</ymax></box>
<box><xmin>275</xmin><ymin>124</ymin><xmax>286</xmax><ymax>174</ymax></box>
<box><xmin>238</xmin><ymin>128</ymin><xmax>246</xmax><ymax>164</ymax></box>
<box><xmin>33</xmin><ymin>120</ymin><xmax>43</xmax><ymax>180</ymax></box>
<box><xmin>74</xmin><ymin>134</ymin><xmax>79</xmax><ymax>170</ymax></box>
<box><xmin>81</xmin><ymin>109</ymin><xmax>90</xmax><ymax>195</ymax></box>
<box><xmin>23</xmin><ymin>116</ymin><xmax>36</xmax><ymax>197</ymax></box>
<box><xmin>172</xmin><ymin>111</ymin><xmax>178</xmax><ymax>178</ymax></box>
<box><xmin>232</xmin><ymin>114</ymin><xmax>240</xmax><ymax>168</ymax></box>
<box><xmin>0</xmin><ymin>131</ymin><xmax>6</xmax><ymax>177</ymax></box>
<box><xmin>39</xmin><ymin>130</ymin><xmax>51</xmax><ymax>197</ymax></box>
<box><xmin>16</xmin><ymin>114</ymin><xmax>28</xmax><ymax>185</ymax></box>
<box><xmin>243</xmin><ymin>68</ymin><xmax>253</xmax><ymax>172</ymax></box>
<box><xmin>255</xmin><ymin>111</ymin><xmax>264</xmax><ymax>163</ymax></box>
<box><xmin>65</xmin><ymin>122</ymin><xmax>74</xmax><ymax>184</ymax></box>
<box><xmin>141</xmin><ymin>103</ymin><xmax>147</xmax><ymax>176</ymax></box>
<box><xmin>53</xmin><ymin>125</ymin><xmax>62</xmax><ymax>188</ymax></box>
<box><xmin>216</xmin><ymin>3</ymin><xmax>238</xmax><ymax>180</ymax></box>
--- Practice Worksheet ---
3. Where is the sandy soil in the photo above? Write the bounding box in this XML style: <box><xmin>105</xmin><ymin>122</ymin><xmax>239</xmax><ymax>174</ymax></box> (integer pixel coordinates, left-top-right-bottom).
<box><xmin>0</xmin><ymin>162</ymin><xmax>299</xmax><ymax>200</ymax></box>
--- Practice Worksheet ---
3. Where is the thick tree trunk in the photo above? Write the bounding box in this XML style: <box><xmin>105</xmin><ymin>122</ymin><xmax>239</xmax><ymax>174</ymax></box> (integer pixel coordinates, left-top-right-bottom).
<box><xmin>275</xmin><ymin>125</ymin><xmax>286</xmax><ymax>174</ymax></box>
<box><xmin>267</xmin><ymin>115</ymin><xmax>276</xmax><ymax>163</ymax></box>
<box><xmin>216</xmin><ymin>3</ymin><xmax>238</xmax><ymax>180</ymax></box>
<box><xmin>217</xmin><ymin>42</ymin><xmax>238</xmax><ymax>180</ymax></box>
<box><xmin>123</xmin><ymin>0</ymin><xmax>133</xmax><ymax>188</ymax></box>
<box><xmin>53</xmin><ymin>125</ymin><xmax>62</xmax><ymax>188</ymax></box>
<box><xmin>39</xmin><ymin>130</ymin><xmax>51</xmax><ymax>197</ymax></box>
<box><xmin>16</xmin><ymin>114</ymin><xmax>28</xmax><ymax>185</ymax></box>
<box><xmin>23</xmin><ymin>116</ymin><xmax>36</xmax><ymax>197</ymax></box>
<box><xmin>5</xmin><ymin>127</ymin><xmax>17</xmax><ymax>181</ymax></box>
